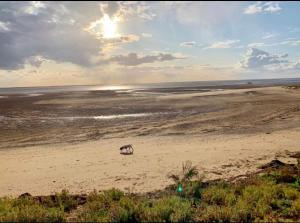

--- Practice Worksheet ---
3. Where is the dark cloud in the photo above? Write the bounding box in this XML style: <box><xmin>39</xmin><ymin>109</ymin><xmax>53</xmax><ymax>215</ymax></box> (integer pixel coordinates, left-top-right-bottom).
<box><xmin>0</xmin><ymin>1</ymin><xmax>103</xmax><ymax>70</ymax></box>
<box><xmin>104</xmin><ymin>53</ymin><xmax>185</xmax><ymax>66</ymax></box>
<box><xmin>101</xmin><ymin>35</ymin><xmax>139</xmax><ymax>45</ymax></box>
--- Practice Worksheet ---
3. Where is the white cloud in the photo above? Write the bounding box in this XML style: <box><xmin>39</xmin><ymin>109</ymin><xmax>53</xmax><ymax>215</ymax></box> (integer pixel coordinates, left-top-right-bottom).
<box><xmin>117</xmin><ymin>2</ymin><xmax>156</xmax><ymax>20</ymax></box>
<box><xmin>263</xmin><ymin>1</ymin><xmax>282</xmax><ymax>13</ymax></box>
<box><xmin>262</xmin><ymin>32</ymin><xmax>278</xmax><ymax>39</ymax></box>
<box><xmin>162</xmin><ymin>2</ymin><xmax>241</xmax><ymax>26</ymax></box>
<box><xmin>244</xmin><ymin>2</ymin><xmax>262</xmax><ymax>14</ymax></box>
<box><xmin>180</xmin><ymin>41</ymin><xmax>196</xmax><ymax>47</ymax></box>
<box><xmin>142</xmin><ymin>33</ymin><xmax>152</xmax><ymax>38</ymax></box>
<box><xmin>245</xmin><ymin>38</ymin><xmax>300</xmax><ymax>48</ymax></box>
<box><xmin>235</xmin><ymin>45</ymin><xmax>245</xmax><ymax>49</ymax></box>
<box><xmin>288</xmin><ymin>27</ymin><xmax>300</xmax><ymax>33</ymax></box>
<box><xmin>244</xmin><ymin>2</ymin><xmax>282</xmax><ymax>14</ymax></box>
<box><xmin>247</xmin><ymin>42</ymin><xmax>265</xmax><ymax>48</ymax></box>
<box><xmin>204</xmin><ymin>40</ymin><xmax>240</xmax><ymax>49</ymax></box>
<box><xmin>280</xmin><ymin>39</ymin><xmax>300</xmax><ymax>46</ymax></box>
<box><xmin>23</xmin><ymin>1</ymin><xmax>46</xmax><ymax>15</ymax></box>
<box><xmin>85</xmin><ymin>2</ymin><xmax>156</xmax><ymax>47</ymax></box>
<box><xmin>85</xmin><ymin>15</ymin><xmax>140</xmax><ymax>45</ymax></box>
<box><xmin>240</xmin><ymin>48</ymin><xmax>288</xmax><ymax>69</ymax></box>
<box><xmin>0</xmin><ymin>21</ymin><xmax>10</xmax><ymax>32</ymax></box>
<box><xmin>264</xmin><ymin>61</ymin><xmax>300</xmax><ymax>71</ymax></box>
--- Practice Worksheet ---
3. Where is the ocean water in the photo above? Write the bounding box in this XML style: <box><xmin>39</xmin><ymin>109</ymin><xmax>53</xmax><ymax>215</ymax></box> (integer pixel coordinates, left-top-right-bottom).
<box><xmin>0</xmin><ymin>78</ymin><xmax>300</xmax><ymax>95</ymax></box>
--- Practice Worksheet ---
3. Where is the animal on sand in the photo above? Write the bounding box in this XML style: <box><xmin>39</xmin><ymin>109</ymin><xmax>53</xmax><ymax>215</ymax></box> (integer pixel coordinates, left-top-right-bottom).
<box><xmin>120</xmin><ymin>144</ymin><xmax>134</xmax><ymax>155</ymax></box>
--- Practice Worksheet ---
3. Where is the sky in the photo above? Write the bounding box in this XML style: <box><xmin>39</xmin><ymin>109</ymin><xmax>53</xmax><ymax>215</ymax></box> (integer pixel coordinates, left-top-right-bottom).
<box><xmin>0</xmin><ymin>1</ymin><xmax>299</xmax><ymax>87</ymax></box>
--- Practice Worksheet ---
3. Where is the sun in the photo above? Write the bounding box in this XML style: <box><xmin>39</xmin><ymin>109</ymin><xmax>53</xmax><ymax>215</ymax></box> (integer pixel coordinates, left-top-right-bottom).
<box><xmin>101</xmin><ymin>14</ymin><xmax>120</xmax><ymax>39</ymax></box>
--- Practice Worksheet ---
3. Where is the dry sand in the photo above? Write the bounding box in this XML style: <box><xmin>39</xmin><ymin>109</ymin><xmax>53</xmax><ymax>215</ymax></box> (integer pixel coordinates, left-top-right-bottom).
<box><xmin>0</xmin><ymin>86</ymin><xmax>300</xmax><ymax>196</ymax></box>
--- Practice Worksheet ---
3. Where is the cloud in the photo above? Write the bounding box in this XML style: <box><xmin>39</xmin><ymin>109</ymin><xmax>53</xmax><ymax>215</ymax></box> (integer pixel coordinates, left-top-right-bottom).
<box><xmin>98</xmin><ymin>2</ymin><xmax>120</xmax><ymax>17</ymax></box>
<box><xmin>244</xmin><ymin>2</ymin><xmax>282</xmax><ymax>14</ymax></box>
<box><xmin>240</xmin><ymin>48</ymin><xmax>288</xmax><ymax>69</ymax></box>
<box><xmin>244</xmin><ymin>2</ymin><xmax>262</xmax><ymax>14</ymax></box>
<box><xmin>85</xmin><ymin>18</ymin><xmax>140</xmax><ymax>44</ymax></box>
<box><xmin>142</xmin><ymin>33</ymin><xmax>152</xmax><ymax>38</ymax></box>
<box><xmin>280</xmin><ymin>39</ymin><xmax>300</xmax><ymax>46</ymax></box>
<box><xmin>262</xmin><ymin>32</ymin><xmax>278</xmax><ymax>39</ymax></box>
<box><xmin>0</xmin><ymin>2</ymin><xmax>146</xmax><ymax>70</ymax></box>
<box><xmin>101</xmin><ymin>35</ymin><xmax>140</xmax><ymax>45</ymax></box>
<box><xmin>161</xmin><ymin>2</ymin><xmax>241</xmax><ymax>26</ymax></box>
<box><xmin>247</xmin><ymin>42</ymin><xmax>265</xmax><ymax>48</ymax></box>
<box><xmin>246</xmin><ymin>38</ymin><xmax>300</xmax><ymax>48</ymax></box>
<box><xmin>0</xmin><ymin>21</ymin><xmax>10</xmax><ymax>32</ymax></box>
<box><xmin>264</xmin><ymin>61</ymin><xmax>300</xmax><ymax>72</ymax></box>
<box><xmin>196</xmin><ymin>64</ymin><xmax>234</xmax><ymax>71</ymax></box>
<box><xmin>288</xmin><ymin>27</ymin><xmax>300</xmax><ymax>33</ymax></box>
<box><xmin>85</xmin><ymin>3</ymin><xmax>143</xmax><ymax>47</ymax></box>
<box><xmin>22</xmin><ymin>1</ymin><xmax>46</xmax><ymax>15</ymax></box>
<box><xmin>263</xmin><ymin>1</ymin><xmax>282</xmax><ymax>13</ymax></box>
<box><xmin>102</xmin><ymin>52</ymin><xmax>186</xmax><ymax>66</ymax></box>
<box><xmin>117</xmin><ymin>1</ymin><xmax>156</xmax><ymax>20</ymax></box>
<box><xmin>204</xmin><ymin>40</ymin><xmax>240</xmax><ymax>49</ymax></box>
<box><xmin>180</xmin><ymin>41</ymin><xmax>196</xmax><ymax>47</ymax></box>
<box><xmin>0</xmin><ymin>2</ymin><xmax>108</xmax><ymax>70</ymax></box>
<box><xmin>26</xmin><ymin>56</ymin><xmax>47</xmax><ymax>67</ymax></box>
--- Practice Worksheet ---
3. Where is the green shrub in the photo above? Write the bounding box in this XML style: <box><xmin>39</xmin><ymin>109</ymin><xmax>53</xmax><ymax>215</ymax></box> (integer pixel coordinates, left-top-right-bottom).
<box><xmin>109</xmin><ymin>197</ymin><xmax>137</xmax><ymax>222</ymax></box>
<box><xmin>289</xmin><ymin>198</ymin><xmax>300</xmax><ymax>218</ymax></box>
<box><xmin>103</xmin><ymin>188</ymin><xmax>124</xmax><ymax>202</ymax></box>
<box><xmin>77</xmin><ymin>189</ymin><xmax>133</xmax><ymax>222</ymax></box>
<box><xmin>196</xmin><ymin>205</ymin><xmax>234</xmax><ymax>222</ymax></box>
<box><xmin>55</xmin><ymin>190</ymin><xmax>79</xmax><ymax>212</ymax></box>
<box><xmin>183</xmin><ymin>181</ymin><xmax>203</xmax><ymax>200</ymax></box>
<box><xmin>201</xmin><ymin>182</ymin><xmax>236</xmax><ymax>206</ymax></box>
<box><xmin>138</xmin><ymin>196</ymin><xmax>193</xmax><ymax>222</ymax></box>
<box><xmin>0</xmin><ymin>197</ymin><xmax>65</xmax><ymax>222</ymax></box>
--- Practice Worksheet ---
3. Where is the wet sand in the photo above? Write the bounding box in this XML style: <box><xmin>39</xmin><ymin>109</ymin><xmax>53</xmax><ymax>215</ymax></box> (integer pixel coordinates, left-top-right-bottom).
<box><xmin>0</xmin><ymin>86</ymin><xmax>300</xmax><ymax>196</ymax></box>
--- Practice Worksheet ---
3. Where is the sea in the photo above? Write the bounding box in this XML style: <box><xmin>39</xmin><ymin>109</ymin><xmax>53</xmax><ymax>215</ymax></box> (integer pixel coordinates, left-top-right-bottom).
<box><xmin>0</xmin><ymin>78</ymin><xmax>300</xmax><ymax>95</ymax></box>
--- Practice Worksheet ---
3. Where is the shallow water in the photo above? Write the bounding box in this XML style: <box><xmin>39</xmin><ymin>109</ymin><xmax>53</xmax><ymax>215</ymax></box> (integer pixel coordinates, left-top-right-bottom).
<box><xmin>0</xmin><ymin>112</ymin><xmax>176</xmax><ymax>121</ymax></box>
<box><xmin>1</xmin><ymin>78</ymin><xmax>300</xmax><ymax>95</ymax></box>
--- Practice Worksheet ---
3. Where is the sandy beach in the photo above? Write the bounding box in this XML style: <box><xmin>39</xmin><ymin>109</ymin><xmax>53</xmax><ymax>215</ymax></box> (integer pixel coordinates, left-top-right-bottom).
<box><xmin>1</xmin><ymin>86</ymin><xmax>300</xmax><ymax>196</ymax></box>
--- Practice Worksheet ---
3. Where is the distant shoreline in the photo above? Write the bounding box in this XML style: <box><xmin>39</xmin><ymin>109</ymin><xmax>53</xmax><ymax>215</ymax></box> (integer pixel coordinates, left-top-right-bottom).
<box><xmin>1</xmin><ymin>77</ymin><xmax>300</xmax><ymax>94</ymax></box>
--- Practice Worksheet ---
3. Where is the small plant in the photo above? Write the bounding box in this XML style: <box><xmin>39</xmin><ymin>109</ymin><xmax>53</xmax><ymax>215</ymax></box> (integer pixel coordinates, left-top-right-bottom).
<box><xmin>168</xmin><ymin>161</ymin><xmax>200</xmax><ymax>197</ymax></box>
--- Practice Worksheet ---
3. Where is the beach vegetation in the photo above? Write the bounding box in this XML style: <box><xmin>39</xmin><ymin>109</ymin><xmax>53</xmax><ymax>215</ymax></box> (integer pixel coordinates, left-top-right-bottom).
<box><xmin>0</xmin><ymin>196</ymin><xmax>65</xmax><ymax>222</ymax></box>
<box><xmin>0</xmin><ymin>160</ymin><xmax>300</xmax><ymax>222</ymax></box>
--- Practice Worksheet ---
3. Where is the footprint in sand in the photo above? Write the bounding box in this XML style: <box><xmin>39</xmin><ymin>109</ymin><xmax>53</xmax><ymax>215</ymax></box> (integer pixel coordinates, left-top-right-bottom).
<box><xmin>221</xmin><ymin>163</ymin><xmax>234</xmax><ymax>168</ymax></box>
<box><xmin>211</xmin><ymin>171</ymin><xmax>222</xmax><ymax>175</ymax></box>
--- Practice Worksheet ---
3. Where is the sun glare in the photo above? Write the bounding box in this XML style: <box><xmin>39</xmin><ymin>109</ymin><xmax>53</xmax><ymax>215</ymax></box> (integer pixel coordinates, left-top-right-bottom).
<box><xmin>101</xmin><ymin>14</ymin><xmax>119</xmax><ymax>39</ymax></box>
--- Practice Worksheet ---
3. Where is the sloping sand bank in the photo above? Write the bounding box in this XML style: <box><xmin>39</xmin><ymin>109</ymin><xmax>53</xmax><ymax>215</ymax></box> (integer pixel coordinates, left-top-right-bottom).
<box><xmin>1</xmin><ymin>129</ymin><xmax>299</xmax><ymax>197</ymax></box>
